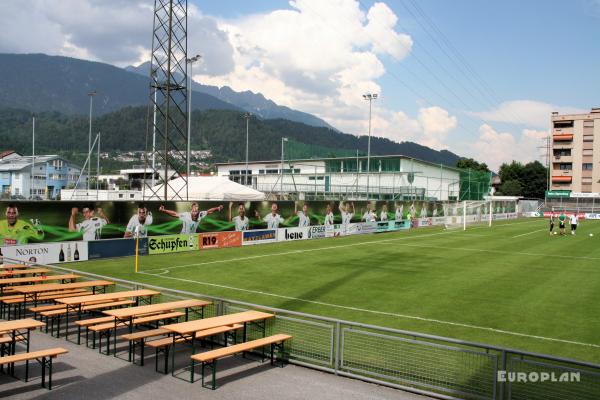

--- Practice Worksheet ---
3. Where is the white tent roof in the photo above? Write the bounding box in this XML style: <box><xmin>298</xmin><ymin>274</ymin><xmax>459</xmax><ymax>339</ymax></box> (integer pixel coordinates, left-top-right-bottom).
<box><xmin>145</xmin><ymin>176</ymin><xmax>265</xmax><ymax>201</ymax></box>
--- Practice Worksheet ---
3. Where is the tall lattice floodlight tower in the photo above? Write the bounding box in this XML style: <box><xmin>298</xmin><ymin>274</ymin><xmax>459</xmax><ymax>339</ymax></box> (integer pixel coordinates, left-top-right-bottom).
<box><xmin>143</xmin><ymin>0</ymin><xmax>188</xmax><ymax>201</ymax></box>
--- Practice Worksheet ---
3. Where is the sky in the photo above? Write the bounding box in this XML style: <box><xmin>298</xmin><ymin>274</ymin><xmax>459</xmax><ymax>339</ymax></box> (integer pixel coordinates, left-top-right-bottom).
<box><xmin>1</xmin><ymin>0</ymin><xmax>599</xmax><ymax>169</ymax></box>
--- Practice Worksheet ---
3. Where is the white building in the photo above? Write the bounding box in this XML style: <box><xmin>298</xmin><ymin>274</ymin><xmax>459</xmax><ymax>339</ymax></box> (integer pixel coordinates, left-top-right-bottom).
<box><xmin>216</xmin><ymin>155</ymin><xmax>464</xmax><ymax>201</ymax></box>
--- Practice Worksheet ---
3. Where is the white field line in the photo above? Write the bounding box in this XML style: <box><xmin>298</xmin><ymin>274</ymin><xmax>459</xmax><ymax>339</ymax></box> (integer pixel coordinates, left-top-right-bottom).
<box><xmin>139</xmin><ymin>270</ymin><xmax>600</xmax><ymax>349</ymax></box>
<box><xmin>467</xmin><ymin>219</ymin><xmax>541</xmax><ymax>230</ymax></box>
<box><xmin>145</xmin><ymin>227</ymin><xmax>600</xmax><ymax>274</ymax></box>
<box><xmin>144</xmin><ymin>230</ymin><xmax>456</xmax><ymax>273</ymax></box>
<box><xmin>512</xmin><ymin>229</ymin><xmax>548</xmax><ymax>238</ymax></box>
<box><xmin>393</xmin><ymin>242</ymin><xmax>600</xmax><ymax>262</ymax></box>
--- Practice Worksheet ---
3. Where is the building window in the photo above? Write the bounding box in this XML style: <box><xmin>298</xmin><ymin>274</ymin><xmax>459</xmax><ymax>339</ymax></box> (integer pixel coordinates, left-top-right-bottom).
<box><xmin>557</xmin><ymin>164</ymin><xmax>572</xmax><ymax>170</ymax></box>
<box><xmin>583</xmin><ymin>163</ymin><xmax>593</xmax><ymax>170</ymax></box>
<box><xmin>553</xmin><ymin>149</ymin><xmax>571</xmax><ymax>157</ymax></box>
<box><xmin>583</xmin><ymin>120</ymin><xmax>594</xmax><ymax>128</ymax></box>
<box><xmin>118</xmin><ymin>194</ymin><xmax>124</xmax><ymax>199</ymax></box>
<box><xmin>1</xmin><ymin>173</ymin><xmax>8</xmax><ymax>179</ymax></box>
<box><xmin>553</xmin><ymin>120</ymin><xmax>573</xmax><ymax>128</ymax></box>
<box><xmin>258</xmin><ymin>170</ymin><xmax>265</xmax><ymax>174</ymax></box>
<box><xmin>582</xmin><ymin>177</ymin><xmax>593</xmax><ymax>184</ymax></box>
<box><xmin>583</xmin><ymin>149</ymin><xmax>593</xmax><ymax>156</ymax></box>
<box><xmin>583</xmin><ymin>135</ymin><xmax>594</xmax><ymax>142</ymax></box>
<box><xmin>265</xmin><ymin>169</ymin><xmax>278</xmax><ymax>174</ymax></box>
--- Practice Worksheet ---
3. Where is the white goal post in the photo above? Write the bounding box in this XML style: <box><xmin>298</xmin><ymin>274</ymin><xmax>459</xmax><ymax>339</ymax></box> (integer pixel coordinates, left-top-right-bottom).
<box><xmin>444</xmin><ymin>197</ymin><xmax>519</xmax><ymax>231</ymax></box>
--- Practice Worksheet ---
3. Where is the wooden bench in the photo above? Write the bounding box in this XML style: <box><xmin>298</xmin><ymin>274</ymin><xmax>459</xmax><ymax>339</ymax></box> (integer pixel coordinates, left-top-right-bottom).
<box><xmin>0</xmin><ymin>347</ymin><xmax>68</xmax><ymax>390</ymax></box>
<box><xmin>190</xmin><ymin>334</ymin><xmax>291</xmax><ymax>389</ymax></box>
<box><xmin>89</xmin><ymin>311</ymin><xmax>184</xmax><ymax>354</ymax></box>
<box><xmin>147</xmin><ymin>324</ymin><xmax>243</xmax><ymax>373</ymax></box>
<box><xmin>121</xmin><ymin>328</ymin><xmax>170</xmax><ymax>366</ymax></box>
<box><xmin>40</xmin><ymin>300</ymin><xmax>137</xmax><ymax>337</ymax></box>
<box><xmin>2</xmin><ymin>289</ymin><xmax>90</xmax><ymax>320</ymax></box>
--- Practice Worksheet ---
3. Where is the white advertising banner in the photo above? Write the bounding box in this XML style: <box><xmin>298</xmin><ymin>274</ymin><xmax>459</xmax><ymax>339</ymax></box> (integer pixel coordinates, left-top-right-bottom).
<box><xmin>2</xmin><ymin>241</ymin><xmax>89</xmax><ymax>265</ymax></box>
<box><xmin>571</xmin><ymin>192</ymin><xmax>600</xmax><ymax>198</ymax></box>
<box><xmin>277</xmin><ymin>227</ymin><xmax>309</xmax><ymax>242</ymax></box>
<box><xmin>585</xmin><ymin>213</ymin><xmax>600</xmax><ymax>220</ymax></box>
<box><xmin>307</xmin><ymin>225</ymin><xmax>327</xmax><ymax>240</ymax></box>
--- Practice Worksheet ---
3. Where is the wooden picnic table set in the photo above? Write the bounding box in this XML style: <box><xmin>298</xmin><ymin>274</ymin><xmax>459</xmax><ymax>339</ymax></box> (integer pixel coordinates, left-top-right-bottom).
<box><xmin>0</xmin><ymin>264</ymin><xmax>292</xmax><ymax>392</ymax></box>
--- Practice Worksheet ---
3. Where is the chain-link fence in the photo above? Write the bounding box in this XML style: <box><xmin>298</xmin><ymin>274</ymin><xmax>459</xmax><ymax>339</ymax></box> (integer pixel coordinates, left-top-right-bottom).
<box><xmin>14</xmin><ymin>259</ymin><xmax>600</xmax><ymax>400</ymax></box>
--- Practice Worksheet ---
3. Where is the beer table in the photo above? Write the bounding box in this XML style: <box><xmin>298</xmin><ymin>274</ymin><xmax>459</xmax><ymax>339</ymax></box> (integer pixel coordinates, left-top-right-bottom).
<box><xmin>0</xmin><ymin>274</ymin><xmax>80</xmax><ymax>295</ymax></box>
<box><xmin>0</xmin><ymin>318</ymin><xmax>45</xmax><ymax>376</ymax></box>
<box><xmin>12</xmin><ymin>280</ymin><xmax>114</xmax><ymax>318</ymax></box>
<box><xmin>56</xmin><ymin>289</ymin><xmax>160</xmax><ymax>340</ymax></box>
<box><xmin>0</xmin><ymin>268</ymin><xmax>50</xmax><ymax>278</ymax></box>
<box><xmin>103</xmin><ymin>299</ymin><xmax>212</xmax><ymax>357</ymax></box>
<box><xmin>162</xmin><ymin>310</ymin><xmax>274</xmax><ymax>379</ymax></box>
<box><xmin>0</xmin><ymin>264</ymin><xmax>30</xmax><ymax>270</ymax></box>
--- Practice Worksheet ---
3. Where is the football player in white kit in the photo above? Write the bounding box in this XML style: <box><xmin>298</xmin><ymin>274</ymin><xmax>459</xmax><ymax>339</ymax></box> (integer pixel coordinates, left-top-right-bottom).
<box><xmin>124</xmin><ymin>204</ymin><xmax>153</xmax><ymax>238</ymax></box>
<box><xmin>255</xmin><ymin>203</ymin><xmax>285</xmax><ymax>229</ymax></box>
<box><xmin>159</xmin><ymin>202</ymin><xmax>223</xmax><ymax>233</ymax></box>
<box><xmin>229</xmin><ymin>202</ymin><xmax>250</xmax><ymax>231</ymax></box>
<box><xmin>68</xmin><ymin>205</ymin><xmax>109</xmax><ymax>241</ymax></box>
<box><xmin>295</xmin><ymin>203</ymin><xmax>311</xmax><ymax>227</ymax></box>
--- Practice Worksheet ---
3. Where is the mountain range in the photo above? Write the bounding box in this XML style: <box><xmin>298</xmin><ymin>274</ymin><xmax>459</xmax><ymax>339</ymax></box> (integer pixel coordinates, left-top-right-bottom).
<box><xmin>0</xmin><ymin>53</ymin><xmax>463</xmax><ymax>167</ymax></box>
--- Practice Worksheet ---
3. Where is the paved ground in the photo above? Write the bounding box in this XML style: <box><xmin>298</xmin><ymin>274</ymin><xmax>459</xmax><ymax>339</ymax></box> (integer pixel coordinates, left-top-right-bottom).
<box><xmin>0</xmin><ymin>325</ymin><xmax>432</xmax><ymax>400</ymax></box>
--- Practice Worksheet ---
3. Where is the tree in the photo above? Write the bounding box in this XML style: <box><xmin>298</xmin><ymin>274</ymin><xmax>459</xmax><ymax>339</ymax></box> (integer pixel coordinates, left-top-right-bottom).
<box><xmin>456</xmin><ymin>157</ymin><xmax>489</xmax><ymax>172</ymax></box>
<box><xmin>496</xmin><ymin>160</ymin><xmax>548</xmax><ymax>198</ymax></box>
<box><xmin>498</xmin><ymin>179</ymin><xmax>523</xmax><ymax>196</ymax></box>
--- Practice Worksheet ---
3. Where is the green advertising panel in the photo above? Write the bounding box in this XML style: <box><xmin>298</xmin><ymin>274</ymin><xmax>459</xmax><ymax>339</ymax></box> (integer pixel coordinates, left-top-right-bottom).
<box><xmin>148</xmin><ymin>234</ymin><xmax>199</xmax><ymax>255</ymax></box>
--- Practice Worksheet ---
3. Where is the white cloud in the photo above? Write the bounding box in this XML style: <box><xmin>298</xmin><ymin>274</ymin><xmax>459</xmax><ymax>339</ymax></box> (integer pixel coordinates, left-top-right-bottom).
<box><xmin>198</xmin><ymin>0</ymin><xmax>414</xmax><ymax>134</ymax></box>
<box><xmin>473</xmin><ymin>100</ymin><xmax>585</xmax><ymax>129</ymax></box>
<box><xmin>469</xmin><ymin>124</ymin><xmax>548</xmax><ymax>170</ymax></box>
<box><xmin>417</xmin><ymin>106</ymin><xmax>458</xmax><ymax>149</ymax></box>
<box><xmin>0</xmin><ymin>0</ymin><xmax>235</xmax><ymax>73</ymax></box>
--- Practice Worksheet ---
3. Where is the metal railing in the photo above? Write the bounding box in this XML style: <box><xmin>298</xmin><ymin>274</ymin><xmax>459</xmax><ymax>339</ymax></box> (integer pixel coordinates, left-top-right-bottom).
<box><xmin>12</xmin><ymin>257</ymin><xmax>600</xmax><ymax>400</ymax></box>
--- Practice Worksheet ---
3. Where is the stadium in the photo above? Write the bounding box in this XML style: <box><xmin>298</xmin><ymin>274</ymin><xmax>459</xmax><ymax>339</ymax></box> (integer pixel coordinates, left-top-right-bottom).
<box><xmin>1</xmin><ymin>1</ymin><xmax>599</xmax><ymax>400</ymax></box>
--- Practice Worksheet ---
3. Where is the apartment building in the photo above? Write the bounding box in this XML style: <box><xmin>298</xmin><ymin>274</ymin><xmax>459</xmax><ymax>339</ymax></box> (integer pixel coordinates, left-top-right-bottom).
<box><xmin>551</xmin><ymin>108</ymin><xmax>600</xmax><ymax>193</ymax></box>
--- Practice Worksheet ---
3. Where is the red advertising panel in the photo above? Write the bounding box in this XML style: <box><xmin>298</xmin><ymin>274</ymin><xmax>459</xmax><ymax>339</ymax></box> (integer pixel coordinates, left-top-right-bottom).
<box><xmin>199</xmin><ymin>232</ymin><xmax>243</xmax><ymax>249</ymax></box>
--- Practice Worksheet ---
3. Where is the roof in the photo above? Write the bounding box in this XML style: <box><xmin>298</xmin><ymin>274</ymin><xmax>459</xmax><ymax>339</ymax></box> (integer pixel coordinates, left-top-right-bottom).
<box><xmin>0</xmin><ymin>150</ymin><xmax>17</xmax><ymax>159</ymax></box>
<box><xmin>0</xmin><ymin>155</ymin><xmax>82</xmax><ymax>172</ymax></box>
<box><xmin>145</xmin><ymin>176</ymin><xmax>265</xmax><ymax>201</ymax></box>
<box><xmin>216</xmin><ymin>154</ymin><xmax>462</xmax><ymax>172</ymax></box>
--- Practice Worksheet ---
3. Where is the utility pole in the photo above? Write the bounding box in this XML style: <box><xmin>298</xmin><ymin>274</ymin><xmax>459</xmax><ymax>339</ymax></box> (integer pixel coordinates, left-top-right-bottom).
<box><xmin>362</xmin><ymin>93</ymin><xmax>378</xmax><ymax>199</ymax></box>
<box><xmin>281</xmin><ymin>137</ymin><xmax>288</xmax><ymax>195</ymax></box>
<box><xmin>87</xmin><ymin>91</ymin><xmax>96</xmax><ymax>191</ymax></box>
<box><xmin>243</xmin><ymin>112</ymin><xmax>252</xmax><ymax>185</ymax></box>
<box><xmin>31</xmin><ymin>116</ymin><xmax>35</xmax><ymax>199</ymax></box>
<box><xmin>186</xmin><ymin>54</ymin><xmax>201</xmax><ymax>185</ymax></box>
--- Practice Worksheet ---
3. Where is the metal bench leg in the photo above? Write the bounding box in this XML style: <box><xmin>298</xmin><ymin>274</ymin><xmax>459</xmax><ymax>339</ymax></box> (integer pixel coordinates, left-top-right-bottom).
<box><xmin>140</xmin><ymin>339</ymin><xmax>145</xmax><ymax>366</ymax></box>
<box><xmin>164</xmin><ymin>346</ymin><xmax>169</xmax><ymax>375</ymax></box>
<box><xmin>48</xmin><ymin>357</ymin><xmax>53</xmax><ymax>390</ymax></box>
<box><xmin>41</xmin><ymin>357</ymin><xmax>46</xmax><ymax>388</ymax></box>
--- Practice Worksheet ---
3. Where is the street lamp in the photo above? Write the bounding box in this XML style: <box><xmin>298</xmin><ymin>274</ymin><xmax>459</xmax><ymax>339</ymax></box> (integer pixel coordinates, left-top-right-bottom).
<box><xmin>362</xmin><ymin>93</ymin><xmax>378</xmax><ymax>199</ymax></box>
<box><xmin>243</xmin><ymin>112</ymin><xmax>252</xmax><ymax>186</ymax></box>
<box><xmin>87</xmin><ymin>90</ymin><xmax>96</xmax><ymax>191</ymax></box>
<box><xmin>186</xmin><ymin>54</ymin><xmax>201</xmax><ymax>182</ymax></box>
<box><xmin>281</xmin><ymin>137</ymin><xmax>288</xmax><ymax>194</ymax></box>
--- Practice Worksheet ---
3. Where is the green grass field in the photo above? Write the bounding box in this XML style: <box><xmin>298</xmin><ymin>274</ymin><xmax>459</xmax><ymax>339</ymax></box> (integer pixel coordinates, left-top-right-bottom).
<box><xmin>67</xmin><ymin>218</ymin><xmax>600</xmax><ymax>364</ymax></box>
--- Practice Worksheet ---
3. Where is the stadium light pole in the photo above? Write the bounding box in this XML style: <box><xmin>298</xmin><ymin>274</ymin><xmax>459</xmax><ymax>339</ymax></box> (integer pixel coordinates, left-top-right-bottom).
<box><xmin>363</xmin><ymin>93</ymin><xmax>378</xmax><ymax>199</ymax></box>
<box><xmin>87</xmin><ymin>91</ymin><xmax>96</xmax><ymax>191</ymax></box>
<box><xmin>281</xmin><ymin>137</ymin><xmax>288</xmax><ymax>194</ymax></box>
<box><xmin>243</xmin><ymin>112</ymin><xmax>252</xmax><ymax>186</ymax></box>
<box><xmin>186</xmin><ymin>54</ymin><xmax>201</xmax><ymax>182</ymax></box>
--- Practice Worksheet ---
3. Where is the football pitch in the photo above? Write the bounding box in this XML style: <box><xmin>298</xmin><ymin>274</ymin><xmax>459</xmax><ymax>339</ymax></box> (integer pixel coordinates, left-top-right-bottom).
<box><xmin>66</xmin><ymin>218</ymin><xmax>600</xmax><ymax>364</ymax></box>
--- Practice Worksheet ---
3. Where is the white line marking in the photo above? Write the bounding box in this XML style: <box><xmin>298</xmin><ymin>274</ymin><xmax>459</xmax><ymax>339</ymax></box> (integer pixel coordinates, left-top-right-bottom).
<box><xmin>139</xmin><ymin>271</ymin><xmax>600</xmax><ymax>349</ymax></box>
<box><xmin>154</xmin><ymin>269</ymin><xmax>170</xmax><ymax>275</ymax></box>
<box><xmin>146</xmin><ymin>226</ymin><xmax>600</xmax><ymax>273</ymax></box>
<box><xmin>144</xmin><ymin>230</ymin><xmax>456</xmax><ymax>272</ymax></box>
<box><xmin>512</xmin><ymin>229</ymin><xmax>548</xmax><ymax>238</ymax></box>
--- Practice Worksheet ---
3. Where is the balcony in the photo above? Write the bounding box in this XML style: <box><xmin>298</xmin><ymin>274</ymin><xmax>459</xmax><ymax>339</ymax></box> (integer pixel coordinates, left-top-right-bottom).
<box><xmin>553</xmin><ymin>134</ymin><xmax>574</xmax><ymax>142</ymax></box>
<box><xmin>552</xmin><ymin>175</ymin><xmax>572</xmax><ymax>183</ymax></box>
<box><xmin>553</xmin><ymin>155</ymin><xmax>573</xmax><ymax>163</ymax></box>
